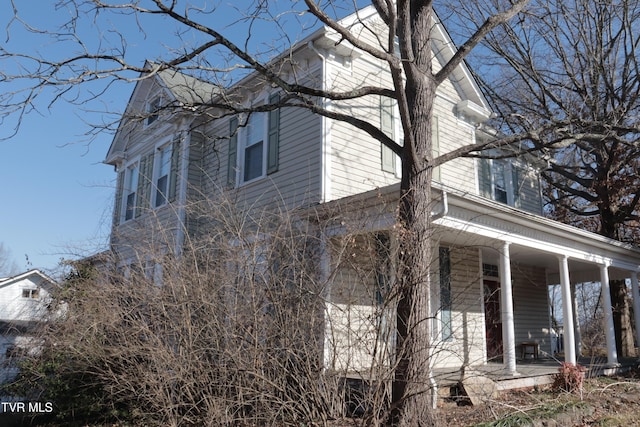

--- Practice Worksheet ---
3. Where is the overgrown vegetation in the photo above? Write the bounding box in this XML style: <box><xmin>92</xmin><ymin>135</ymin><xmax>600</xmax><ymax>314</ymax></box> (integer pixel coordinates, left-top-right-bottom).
<box><xmin>0</xmin><ymin>201</ymin><xmax>405</xmax><ymax>426</ymax></box>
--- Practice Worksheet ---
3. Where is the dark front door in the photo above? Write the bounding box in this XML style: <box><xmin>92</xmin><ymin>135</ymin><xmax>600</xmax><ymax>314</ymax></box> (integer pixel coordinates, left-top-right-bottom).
<box><xmin>484</xmin><ymin>280</ymin><xmax>503</xmax><ymax>359</ymax></box>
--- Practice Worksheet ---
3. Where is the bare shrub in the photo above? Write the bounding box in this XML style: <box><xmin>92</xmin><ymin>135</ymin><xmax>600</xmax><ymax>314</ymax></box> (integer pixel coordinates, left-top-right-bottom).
<box><xmin>5</xmin><ymin>196</ymin><xmax>406</xmax><ymax>426</ymax></box>
<box><xmin>552</xmin><ymin>362</ymin><xmax>587</xmax><ymax>396</ymax></box>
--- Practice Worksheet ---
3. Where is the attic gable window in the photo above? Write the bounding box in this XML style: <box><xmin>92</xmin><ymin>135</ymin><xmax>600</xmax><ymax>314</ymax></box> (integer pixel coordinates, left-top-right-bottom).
<box><xmin>146</xmin><ymin>96</ymin><xmax>161</xmax><ymax>126</ymax></box>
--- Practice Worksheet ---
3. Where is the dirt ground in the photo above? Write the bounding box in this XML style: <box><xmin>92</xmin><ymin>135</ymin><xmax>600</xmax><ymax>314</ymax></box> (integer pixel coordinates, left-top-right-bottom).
<box><xmin>437</xmin><ymin>367</ymin><xmax>640</xmax><ymax>426</ymax></box>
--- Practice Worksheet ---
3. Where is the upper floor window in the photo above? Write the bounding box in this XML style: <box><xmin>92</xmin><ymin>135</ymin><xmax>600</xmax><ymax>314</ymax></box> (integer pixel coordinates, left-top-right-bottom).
<box><xmin>115</xmin><ymin>138</ymin><xmax>180</xmax><ymax>225</ymax></box>
<box><xmin>380</xmin><ymin>96</ymin><xmax>439</xmax><ymax>180</ymax></box>
<box><xmin>227</xmin><ymin>93</ymin><xmax>280</xmax><ymax>187</ymax></box>
<box><xmin>478</xmin><ymin>158</ymin><xmax>523</xmax><ymax>208</ymax></box>
<box><xmin>154</xmin><ymin>144</ymin><xmax>173</xmax><ymax>207</ymax></box>
<box><xmin>244</xmin><ymin>112</ymin><xmax>265</xmax><ymax>182</ymax></box>
<box><xmin>124</xmin><ymin>163</ymin><xmax>139</xmax><ymax>221</ymax></box>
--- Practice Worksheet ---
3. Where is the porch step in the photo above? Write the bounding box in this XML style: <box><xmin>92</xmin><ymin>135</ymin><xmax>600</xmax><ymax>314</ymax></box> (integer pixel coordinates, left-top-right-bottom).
<box><xmin>459</xmin><ymin>369</ymin><xmax>499</xmax><ymax>405</ymax></box>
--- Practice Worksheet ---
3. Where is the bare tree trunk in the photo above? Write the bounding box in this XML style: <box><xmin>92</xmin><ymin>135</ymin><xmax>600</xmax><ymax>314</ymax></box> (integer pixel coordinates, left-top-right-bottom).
<box><xmin>610</xmin><ymin>279</ymin><xmax>636</xmax><ymax>357</ymax></box>
<box><xmin>392</xmin><ymin>3</ymin><xmax>438</xmax><ymax>423</ymax></box>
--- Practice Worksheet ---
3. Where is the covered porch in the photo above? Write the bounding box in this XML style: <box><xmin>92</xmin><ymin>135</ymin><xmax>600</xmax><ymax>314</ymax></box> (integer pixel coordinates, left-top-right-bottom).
<box><xmin>433</xmin><ymin>183</ymin><xmax>640</xmax><ymax>376</ymax></box>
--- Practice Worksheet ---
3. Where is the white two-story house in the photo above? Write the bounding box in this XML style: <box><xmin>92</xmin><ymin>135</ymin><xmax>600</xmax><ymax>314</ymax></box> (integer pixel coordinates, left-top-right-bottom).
<box><xmin>105</xmin><ymin>5</ymin><xmax>640</xmax><ymax>379</ymax></box>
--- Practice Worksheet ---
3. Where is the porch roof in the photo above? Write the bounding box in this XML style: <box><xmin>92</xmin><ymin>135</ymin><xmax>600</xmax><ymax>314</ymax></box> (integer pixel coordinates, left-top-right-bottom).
<box><xmin>316</xmin><ymin>182</ymin><xmax>640</xmax><ymax>285</ymax></box>
<box><xmin>432</xmin><ymin>184</ymin><xmax>640</xmax><ymax>284</ymax></box>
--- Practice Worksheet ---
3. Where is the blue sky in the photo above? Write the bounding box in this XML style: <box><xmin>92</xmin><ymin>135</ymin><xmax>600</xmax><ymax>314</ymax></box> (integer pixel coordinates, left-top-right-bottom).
<box><xmin>0</xmin><ymin>10</ymin><xmax>121</xmax><ymax>273</ymax></box>
<box><xmin>0</xmin><ymin>1</ymin><xmax>323</xmax><ymax>276</ymax></box>
<box><xmin>0</xmin><ymin>100</ymin><xmax>116</xmax><ymax>275</ymax></box>
<box><xmin>0</xmin><ymin>3</ymin><xmax>146</xmax><ymax>275</ymax></box>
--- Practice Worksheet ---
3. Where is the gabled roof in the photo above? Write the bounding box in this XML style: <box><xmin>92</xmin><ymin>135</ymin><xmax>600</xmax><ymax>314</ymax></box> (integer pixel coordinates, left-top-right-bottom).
<box><xmin>105</xmin><ymin>62</ymin><xmax>219</xmax><ymax>165</ymax></box>
<box><xmin>105</xmin><ymin>6</ymin><xmax>492</xmax><ymax>164</ymax></box>
<box><xmin>0</xmin><ymin>269</ymin><xmax>56</xmax><ymax>289</ymax></box>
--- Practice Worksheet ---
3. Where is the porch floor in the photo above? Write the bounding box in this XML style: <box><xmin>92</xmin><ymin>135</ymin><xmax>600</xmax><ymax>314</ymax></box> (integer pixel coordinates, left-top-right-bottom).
<box><xmin>434</xmin><ymin>356</ymin><xmax>640</xmax><ymax>392</ymax></box>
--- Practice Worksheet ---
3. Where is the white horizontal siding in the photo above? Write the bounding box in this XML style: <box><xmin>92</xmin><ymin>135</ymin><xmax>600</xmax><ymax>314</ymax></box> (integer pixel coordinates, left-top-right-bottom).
<box><xmin>432</xmin><ymin>245</ymin><xmax>485</xmax><ymax>368</ymax></box>
<box><xmin>512</xmin><ymin>263</ymin><xmax>552</xmax><ymax>355</ymax></box>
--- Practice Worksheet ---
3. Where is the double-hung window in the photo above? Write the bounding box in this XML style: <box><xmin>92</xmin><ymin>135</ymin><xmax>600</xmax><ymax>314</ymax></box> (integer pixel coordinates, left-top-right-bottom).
<box><xmin>227</xmin><ymin>93</ymin><xmax>280</xmax><ymax>187</ymax></box>
<box><xmin>124</xmin><ymin>163</ymin><xmax>139</xmax><ymax>221</ymax></box>
<box><xmin>244</xmin><ymin>112</ymin><xmax>265</xmax><ymax>182</ymax></box>
<box><xmin>479</xmin><ymin>158</ymin><xmax>524</xmax><ymax>208</ymax></box>
<box><xmin>155</xmin><ymin>144</ymin><xmax>172</xmax><ymax>207</ymax></box>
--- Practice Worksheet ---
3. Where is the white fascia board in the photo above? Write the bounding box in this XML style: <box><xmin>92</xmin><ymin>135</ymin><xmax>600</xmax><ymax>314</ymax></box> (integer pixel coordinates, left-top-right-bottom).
<box><xmin>430</xmin><ymin>14</ymin><xmax>492</xmax><ymax>114</ymax></box>
<box><xmin>0</xmin><ymin>269</ymin><xmax>56</xmax><ymax>288</ymax></box>
<box><xmin>456</xmin><ymin>99</ymin><xmax>492</xmax><ymax>123</ymax></box>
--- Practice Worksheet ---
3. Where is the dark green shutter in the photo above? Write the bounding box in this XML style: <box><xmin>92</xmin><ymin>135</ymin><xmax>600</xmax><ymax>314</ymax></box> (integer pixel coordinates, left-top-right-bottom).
<box><xmin>380</xmin><ymin>96</ymin><xmax>396</xmax><ymax>173</ymax></box>
<box><xmin>267</xmin><ymin>93</ymin><xmax>280</xmax><ymax>174</ymax></box>
<box><xmin>168</xmin><ymin>137</ymin><xmax>181</xmax><ymax>203</ymax></box>
<box><xmin>479</xmin><ymin>158</ymin><xmax>492</xmax><ymax>198</ymax></box>
<box><xmin>439</xmin><ymin>247</ymin><xmax>452</xmax><ymax>341</ymax></box>
<box><xmin>227</xmin><ymin>117</ymin><xmax>238</xmax><ymax>187</ymax></box>
<box><xmin>114</xmin><ymin>170</ymin><xmax>124</xmax><ymax>225</ymax></box>
<box><xmin>135</xmin><ymin>153</ymin><xmax>153</xmax><ymax>217</ymax></box>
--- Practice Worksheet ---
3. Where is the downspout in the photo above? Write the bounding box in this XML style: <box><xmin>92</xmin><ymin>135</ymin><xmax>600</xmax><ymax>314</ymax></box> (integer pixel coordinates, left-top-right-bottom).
<box><xmin>308</xmin><ymin>40</ymin><xmax>330</xmax><ymax>203</ymax></box>
<box><xmin>431</xmin><ymin>191</ymin><xmax>449</xmax><ymax>221</ymax></box>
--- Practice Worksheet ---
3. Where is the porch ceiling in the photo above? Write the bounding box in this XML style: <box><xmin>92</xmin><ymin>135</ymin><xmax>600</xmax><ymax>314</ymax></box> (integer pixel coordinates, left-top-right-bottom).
<box><xmin>432</xmin><ymin>188</ymin><xmax>640</xmax><ymax>285</ymax></box>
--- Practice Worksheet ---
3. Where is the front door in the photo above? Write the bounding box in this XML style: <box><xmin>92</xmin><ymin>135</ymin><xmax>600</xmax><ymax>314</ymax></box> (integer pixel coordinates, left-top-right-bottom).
<box><xmin>484</xmin><ymin>280</ymin><xmax>503</xmax><ymax>359</ymax></box>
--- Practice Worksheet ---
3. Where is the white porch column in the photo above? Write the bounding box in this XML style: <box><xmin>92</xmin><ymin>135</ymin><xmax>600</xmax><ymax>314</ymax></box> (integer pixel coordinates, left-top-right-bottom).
<box><xmin>571</xmin><ymin>284</ymin><xmax>582</xmax><ymax>357</ymax></box>
<box><xmin>631</xmin><ymin>272</ymin><xmax>640</xmax><ymax>348</ymax></box>
<box><xmin>599</xmin><ymin>264</ymin><xmax>619</xmax><ymax>366</ymax></box>
<box><xmin>558</xmin><ymin>255</ymin><xmax>576</xmax><ymax>364</ymax></box>
<box><xmin>499</xmin><ymin>242</ymin><xmax>518</xmax><ymax>375</ymax></box>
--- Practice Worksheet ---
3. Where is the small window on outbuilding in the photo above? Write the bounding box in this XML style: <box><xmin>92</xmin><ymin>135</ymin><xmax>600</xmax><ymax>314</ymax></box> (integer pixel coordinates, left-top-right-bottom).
<box><xmin>22</xmin><ymin>289</ymin><xmax>39</xmax><ymax>299</ymax></box>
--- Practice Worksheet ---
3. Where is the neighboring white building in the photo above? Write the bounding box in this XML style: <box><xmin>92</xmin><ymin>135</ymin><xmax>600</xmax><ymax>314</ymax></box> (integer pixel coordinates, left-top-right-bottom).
<box><xmin>104</xmin><ymin>4</ymin><xmax>640</xmax><ymax>380</ymax></box>
<box><xmin>0</xmin><ymin>270</ymin><xmax>54</xmax><ymax>382</ymax></box>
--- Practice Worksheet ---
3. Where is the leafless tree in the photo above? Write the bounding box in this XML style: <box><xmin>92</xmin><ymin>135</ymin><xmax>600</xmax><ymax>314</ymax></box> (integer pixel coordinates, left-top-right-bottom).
<box><xmin>0</xmin><ymin>243</ymin><xmax>19</xmax><ymax>277</ymax></box>
<box><xmin>0</xmin><ymin>1</ymin><xmax>539</xmax><ymax>424</ymax></box>
<box><xmin>457</xmin><ymin>0</ymin><xmax>640</xmax><ymax>357</ymax></box>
